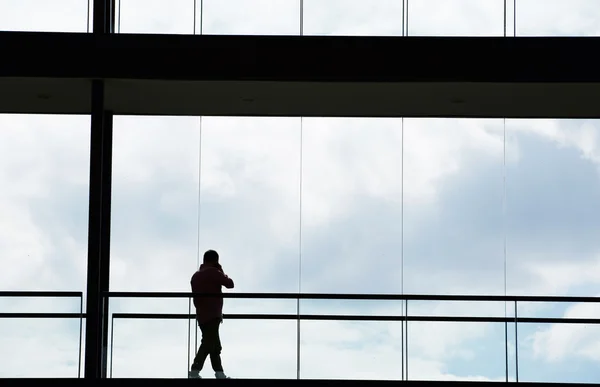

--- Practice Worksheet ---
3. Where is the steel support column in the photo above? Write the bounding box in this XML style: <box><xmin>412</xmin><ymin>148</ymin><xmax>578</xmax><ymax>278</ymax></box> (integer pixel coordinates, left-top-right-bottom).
<box><xmin>85</xmin><ymin>1</ymin><xmax>115</xmax><ymax>378</ymax></box>
<box><xmin>93</xmin><ymin>0</ymin><xmax>115</xmax><ymax>34</ymax></box>
<box><xmin>83</xmin><ymin>89</ymin><xmax>114</xmax><ymax>379</ymax></box>
<box><xmin>99</xmin><ymin>109</ymin><xmax>113</xmax><ymax>379</ymax></box>
<box><xmin>84</xmin><ymin>80</ymin><xmax>111</xmax><ymax>378</ymax></box>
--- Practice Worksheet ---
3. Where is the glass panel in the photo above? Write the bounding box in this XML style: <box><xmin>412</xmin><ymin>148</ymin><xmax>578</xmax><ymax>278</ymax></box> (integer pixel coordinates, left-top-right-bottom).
<box><xmin>407</xmin><ymin>321</ymin><xmax>507</xmax><ymax>381</ymax></box>
<box><xmin>403</xmin><ymin>118</ymin><xmax>505</xmax><ymax>295</ymax></box>
<box><xmin>0</xmin><ymin>114</ymin><xmax>90</xmax><ymax>293</ymax></box>
<box><xmin>0</xmin><ymin>0</ymin><xmax>90</xmax><ymax>32</ymax></box>
<box><xmin>300</xmin><ymin>321</ymin><xmax>402</xmax><ymax>379</ymax></box>
<box><xmin>110</xmin><ymin>297</ymin><xmax>190</xmax><ymax>316</ymax></box>
<box><xmin>117</xmin><ymin>0</ymin><xmax>196</xmax><ymax>34</ymax></box>
<box><xmin>505</xmin><ymin>119</ymin><xmax>600</xmax><ymax>298</ymax></box>
<box><xmin>300</xmin><ymin>118</ymin><xmax>402</xmax><ymax>294</ymax></box>
<box><xmin>202</xmin><ymin>0</ymin><xmax>300</xmax><ymax>35</ymax></box>
<box><xmin>0</xmin><ymin>318</ymin><xmax>82</xmax><ymax>377</ymax></box>
<box><xmin>409</xmin><ymin>301</ymin><xmax>506</xmax><ymax>318</ymax></box>
<box><xmin>198</xmin><ymin>117</ymin><xmax>301</xmax><ymax>293</ymax></box>
<box><xmin>107</xmin><ymin>298</ymin><xmax>190</xmax><ymax>377</ymax></box>
<box><xmin>302</xmin><ymin>0</ymin><xmax>403</xmax><ymax>36</ymax></box>
<box><xmin>505</xmin><ymin>119</ymin><xmax>600</xmax><ymax>381</ymax></box>
<box><xmin>0</xmin><ymin>296</ymin><xmax>82</xmax><ymax>314</ymax></box>
<box><xmin>299</xmin><ymin>298</ymin><xmax>403</xmax><ymax>379</ymax></box>
<box><xmin>516</xmin><ymin>0</ymin><xmax>600</xmax><ymax>36</ymax></box>
<box><xmin>518</xmin><ymin>319</ymin><xmax>600</xmax><ymax>383</ymax></box>
<box><xmin>300</xmin><ymin>299</ymin><xmax>402</xmax><ymax>317</ymax></box>
<box><xmin>110</xmin><ymin>318</ymin><xmax>189</xmax><ymax>378</ymax></box>
<box><xmin>111</xmin><ymin>116</ymin><xmax>200</xmax><ymax>293</ymax></box>
<box><xmin>225</xmin><ymin>299</ymin><xmax>297</xmax><ymax>316</ymax></box>
<box><xmin>407</xmin><ymin>301</ymin><xmax>510</xmax><ymax>381</ymax></box>
<box><xmin>218</xmin><ymin>319</ymin><xmax>297</xmax><ymax>378</ymax></box>
<box><xmin>408</xmin><ymin>0</ymin><xmax>505</xmax><ymax>36</ymax></box>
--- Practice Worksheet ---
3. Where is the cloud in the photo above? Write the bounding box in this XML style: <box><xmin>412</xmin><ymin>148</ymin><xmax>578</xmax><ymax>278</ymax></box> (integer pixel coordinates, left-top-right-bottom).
<box><xmin>408</xmin><ymin>0</ymin><xmax>506</xmax><ymax>36</ymax></box>
<box><xmin>0</xmin><ymin>0</ymin><xmax>90</xmax><ymax>32</ymax></box>
<box><xmin>530</xmin><ymin>300</ymin><xmax>600</xmax><ymax>363</ymax></box>
<box><xmin>516</xmin><ymin>0</ymin><xmax>600</xmax><ymax>36</ymax></box>
<box><xmin>4</xmin><ymin>0</ymin><xmax>600</xmax><ymax>383</ymax></box>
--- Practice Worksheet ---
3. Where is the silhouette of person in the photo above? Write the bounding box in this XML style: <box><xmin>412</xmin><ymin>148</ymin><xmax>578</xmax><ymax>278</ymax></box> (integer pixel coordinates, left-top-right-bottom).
<box><xmin>188</xmin><ymin>249</ymin><xmax>235</xmax><ymax>379</ymax></box>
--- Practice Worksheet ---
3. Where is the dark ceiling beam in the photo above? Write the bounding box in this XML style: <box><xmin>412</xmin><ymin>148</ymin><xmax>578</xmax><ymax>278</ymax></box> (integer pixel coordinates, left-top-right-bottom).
<box><xmin>1</xmin><ymin>32</ymin><xmax>600</xmax><ymax>83</ymax></box>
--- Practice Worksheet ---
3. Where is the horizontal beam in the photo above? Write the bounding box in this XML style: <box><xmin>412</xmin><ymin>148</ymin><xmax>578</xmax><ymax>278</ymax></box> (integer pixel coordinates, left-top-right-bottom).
<box><xmin>2</xmin><ymin>33</ymin><xmax>600</xmax><ymax>117</ymax></box>
<box><xmin>2</xmin><ymin>32</ymin><xmax>600</xmax><ymax>83</ymax></box>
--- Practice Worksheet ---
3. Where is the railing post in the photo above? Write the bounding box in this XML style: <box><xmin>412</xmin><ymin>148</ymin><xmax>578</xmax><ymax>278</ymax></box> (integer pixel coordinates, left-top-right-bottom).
<box><xmin>504</xmin><ymin>319</ymin><xmax>509</xmax><ymax>382</ymax></box>
<box><xmin>296</xmin><ymin>298</ymin><xmax>301</xmax><ymax>380</ymax></box>
<box><xmin>514</xmin><ymin>300</ymin><xmax>519</xmax><ymax>382</ymax></box>
<box><xmin>504</xmin><ymin>297</ymin><xmax>509</xmax><ymax>382</ymax></box>
<box><xmin>78</xmin><ymin>294</ymin><xmax>84</xmax><ymax>378</ymax></box>
<box><xmin>110</xmin><ymin>314</ymin><xmax>115</xmax><ymax>378</ymax></box>
<box><xmin>405</xmin><ymin>299</ymin><xmax>409</xmax><ymax>380</ymax></box>
<box><xmin>401</xmin><ymin>299</ymin><xmax>404</xmax><ymax>381</ymax></box>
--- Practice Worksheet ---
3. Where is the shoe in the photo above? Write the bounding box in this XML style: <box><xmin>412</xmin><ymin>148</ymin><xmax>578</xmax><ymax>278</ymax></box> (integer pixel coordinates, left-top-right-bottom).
<box><xmin>215</xmin><ymin>371</ymin><xmax>230</xmax><ymax>379</ymax></box>
<box><xmin>188</xmin><ymin>370</ymin><xmax>202</xmax><ymax>379</ymax></box>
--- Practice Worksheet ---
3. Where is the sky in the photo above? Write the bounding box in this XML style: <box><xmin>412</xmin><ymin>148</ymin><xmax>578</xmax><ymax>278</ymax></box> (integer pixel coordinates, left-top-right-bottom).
<box><xmin>2</xmin><ymin>0</ymin><xmax>600</xmax><ymax>382</ymax></box>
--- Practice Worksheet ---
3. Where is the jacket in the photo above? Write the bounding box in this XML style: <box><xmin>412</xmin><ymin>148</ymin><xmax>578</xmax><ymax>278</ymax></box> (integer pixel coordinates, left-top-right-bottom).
<box><xmin>191</xmin><ymin>264</ymin><xmax>235</xmax><ymax>324</ymax></box>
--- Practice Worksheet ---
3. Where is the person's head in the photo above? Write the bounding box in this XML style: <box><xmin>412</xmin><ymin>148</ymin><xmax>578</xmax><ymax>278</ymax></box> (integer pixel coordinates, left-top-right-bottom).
<box><xmin>203</xmin><ymin>249</ymin><xmax>219</xmax><ymax>266</ymax></box>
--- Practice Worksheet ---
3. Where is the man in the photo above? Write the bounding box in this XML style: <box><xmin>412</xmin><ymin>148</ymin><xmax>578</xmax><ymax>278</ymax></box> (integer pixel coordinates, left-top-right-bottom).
<box><xmin>189</xmin><ymin>249</ymin><xmax>235</xmax><ymax>379</ymax></box>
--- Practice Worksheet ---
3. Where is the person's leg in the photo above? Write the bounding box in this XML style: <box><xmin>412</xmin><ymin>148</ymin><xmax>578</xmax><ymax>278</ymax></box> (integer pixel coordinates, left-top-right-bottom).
<box><xmin>189</xmin><ymin>321</ymin><xmax>211</xmax><ymax>378</ymax></box>
<box><xmin>204</xmin><ymin>318</ymin><xmax>229</xmax><ymax>378</ymax></box>
<box><xmin>208</xmin><ymin>320</ymin><xmax>223</xmax><ymax>372</ymax></box>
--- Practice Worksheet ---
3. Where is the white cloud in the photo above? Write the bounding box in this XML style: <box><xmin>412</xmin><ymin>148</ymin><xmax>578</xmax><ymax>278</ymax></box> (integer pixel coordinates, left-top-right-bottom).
<box><xmin>531</xmin><ymin>300</ymin><xmax>600</xmax><ymax>363</ymax></box>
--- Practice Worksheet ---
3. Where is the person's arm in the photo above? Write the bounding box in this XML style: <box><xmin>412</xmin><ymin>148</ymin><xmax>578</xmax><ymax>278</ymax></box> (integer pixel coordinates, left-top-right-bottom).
<box><xmin>217</xmin><ymin>270</ymin><xmax>234</xmax><ymax>289</ymax></box>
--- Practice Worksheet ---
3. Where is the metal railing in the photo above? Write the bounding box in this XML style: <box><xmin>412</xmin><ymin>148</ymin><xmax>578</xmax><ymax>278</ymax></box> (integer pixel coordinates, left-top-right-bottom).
<box><xmin>0</xmin><ymin>291</ymin><xmax>85</xmax><ymax>378</ymax></box>
<box><xmin>103</xmin><ymin>292</ymin><xmax>600</xmax><ymax>381</ymax></box>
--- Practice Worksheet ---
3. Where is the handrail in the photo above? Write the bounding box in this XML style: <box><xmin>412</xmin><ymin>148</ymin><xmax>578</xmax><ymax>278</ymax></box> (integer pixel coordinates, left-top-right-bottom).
<box><xmin>0</xmin><ymin>291</ymin><xmax>83</xmax><ymax>297</ymax></box>
<box><xmin>110</xmin><ymin>312</ymin><xmax>600</xmax><ymax>325</ymax></box>
<box><xmin>0</xmin><ymin>312</ymin><xmax>86</xmax><ymax>319</ymax></box>
<box><xmin>102</xmin><ymin>291</ymin><xmax>600</xmax><ymax>303</ymax></box>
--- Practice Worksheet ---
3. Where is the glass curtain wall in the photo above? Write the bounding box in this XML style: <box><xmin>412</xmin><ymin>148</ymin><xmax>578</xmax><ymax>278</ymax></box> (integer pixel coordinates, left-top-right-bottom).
<box><xmin>0</xmin><ymin>114</ymin><xmax>91</xmax><ymax>377</ymax></box>
<box><xmin>108</xmin><ymin>116</ymin><xmax>600</xmax><ymax>383</ymax></box>
<box><xmin>109</xmin><ymin>0</ymin><xmax>600</xmax><ymax>36</ymax></box>
<box><xmin>2</xmin><ymin>0</ymin><xmax>598</xmax><ymax>36</ymax></box>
